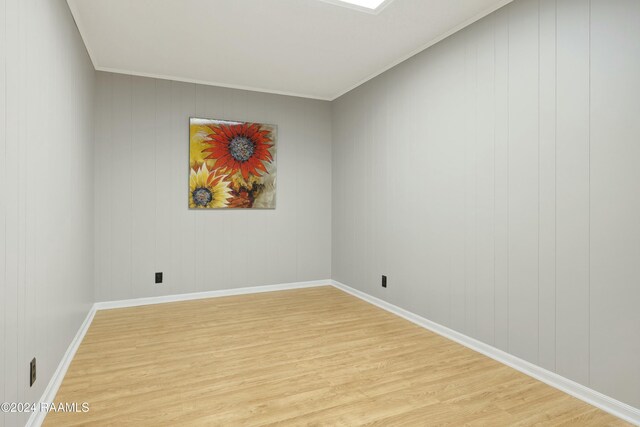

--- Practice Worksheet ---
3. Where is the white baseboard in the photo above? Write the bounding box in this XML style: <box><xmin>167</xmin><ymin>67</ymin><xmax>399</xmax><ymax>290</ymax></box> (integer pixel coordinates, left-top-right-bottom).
<box><xmin>330</xmin><ymin>280</ymin><xmax>640</xmax><ymax>426</ymax></box>
<box><xmin>26</xmin><ymin>279</ymin><xmax>638</xmax><ymax>426</ymax></box>
<box><xmin>26</xmin><ymin>306</ymin><xmax>97</xmax><ymax>427</ymax></box>
<box><xmin>26</xmin><ymin>279</ymin><xmax>330</xmax><ymax>427</ymax></box>
<box><xmin>94</xmin><ymin>279</ymin><xmax>331</xmax><ymax>310</ymax></box>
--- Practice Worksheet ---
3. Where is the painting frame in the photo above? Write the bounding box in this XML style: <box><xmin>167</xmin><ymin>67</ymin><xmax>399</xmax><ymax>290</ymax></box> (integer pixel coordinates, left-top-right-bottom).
<box><xmin>189</xmin><ymin>117</ymin><xmax>277</xmax><ymax>210</ymax></box>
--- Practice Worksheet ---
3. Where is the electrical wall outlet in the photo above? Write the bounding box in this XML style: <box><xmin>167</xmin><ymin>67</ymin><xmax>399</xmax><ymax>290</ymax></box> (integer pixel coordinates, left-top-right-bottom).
<box><xmin>155</xmin><ymin>272</ymin><xmax>163</xmax><ymax>284</ymax></box>
<box><xmin>382</xmin><ymin>275</ymin><xmax>387</xmax><ymax>288</ymax></box>
<box><xmin>30</xmin><ymin>357</ymin><xmax>36</xmax><ymax>387</ymax></box>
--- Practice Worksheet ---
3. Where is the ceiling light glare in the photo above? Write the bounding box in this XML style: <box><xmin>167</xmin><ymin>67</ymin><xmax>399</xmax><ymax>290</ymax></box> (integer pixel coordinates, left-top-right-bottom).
<box><xmin>340</xmin><ymin>0</ymin><xmax>386</xmax><ymax>9</ymax></box>
<box><xmin>318</xmin><ymin>0</ymin><xmax>391</xmax><ymax>13</ymax></box>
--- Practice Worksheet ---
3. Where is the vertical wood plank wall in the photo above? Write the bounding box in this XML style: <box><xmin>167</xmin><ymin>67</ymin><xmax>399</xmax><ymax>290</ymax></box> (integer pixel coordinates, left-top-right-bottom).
<box><xmin>0</xmin><ymin>1</ymin><xmax>7</xmax><ymax>425</ymax></box>
<box><xmin>555</xmin><ymin>0</ymin><xmax>591</xmax><ymax>387</ymax></box>
<box><xmin>93</xmin><ymin>73</ymin><xmax>333</xmax><ymax>302</ymax></box>
<box><xmin>332</xmin><ymin>0</ymin><xmax>640</xmax><ymax>409</ymax></box>
<box><xmin>0</xmin><ymin>1</ymin><xmax>96</xmax><ymax>426</ymax></box>
<box><xmin>589</xmin><ymin>0</ymin><xmax>640</xmax><ymax>406</ymax></box>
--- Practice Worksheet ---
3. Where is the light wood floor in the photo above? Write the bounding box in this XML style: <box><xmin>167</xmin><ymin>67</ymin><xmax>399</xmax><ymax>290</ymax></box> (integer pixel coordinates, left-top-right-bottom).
<box><xmin>45</xmin><ymin>286</ymin><xmax>629</xmax><ymax>426</ymax></box>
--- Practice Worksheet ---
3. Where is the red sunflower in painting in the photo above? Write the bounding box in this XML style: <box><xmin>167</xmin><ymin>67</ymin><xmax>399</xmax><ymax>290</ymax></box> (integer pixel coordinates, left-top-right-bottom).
<box><xmin>201</xmin><ymin>122</ymin><xmax>274</xmax><ymax>180</ymax></box>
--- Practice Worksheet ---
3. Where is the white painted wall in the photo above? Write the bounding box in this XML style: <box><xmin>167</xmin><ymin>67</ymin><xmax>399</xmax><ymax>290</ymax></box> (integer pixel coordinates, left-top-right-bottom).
<box><xmin>332</xmin><ymin>0</ymin><xmax>640</xmax><ymax>409</ymax></box>
<box><xmin>0</xmin><ymin>1</ymin><xmax>96</xmax><ymax>426</ymax></box>
<box><xmin>93</xmin><ymin>72</ymin><xmax>332</xmax><ymax>302</ymax></box>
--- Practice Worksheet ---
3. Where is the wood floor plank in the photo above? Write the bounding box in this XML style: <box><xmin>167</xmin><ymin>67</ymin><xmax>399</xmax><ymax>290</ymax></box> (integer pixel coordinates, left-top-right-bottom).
<box><xmin>44</xmin><ymin>286</ymin><xmax>629</xmax><ymax>426</ymax></box>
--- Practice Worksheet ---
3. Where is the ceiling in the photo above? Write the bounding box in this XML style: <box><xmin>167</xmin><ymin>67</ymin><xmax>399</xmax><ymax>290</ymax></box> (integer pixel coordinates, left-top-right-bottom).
<box><xmin>67</xmin><ymin>0</ymin><xmax>512</xmax><ymax>100</ymax></box>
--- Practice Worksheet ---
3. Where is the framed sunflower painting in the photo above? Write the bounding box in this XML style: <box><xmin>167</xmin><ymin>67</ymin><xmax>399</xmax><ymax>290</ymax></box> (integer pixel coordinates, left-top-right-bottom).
<box><xmin>189</xmin><ymin>118</ymin><xmax>277</xmax><ymax>209</ymax></box>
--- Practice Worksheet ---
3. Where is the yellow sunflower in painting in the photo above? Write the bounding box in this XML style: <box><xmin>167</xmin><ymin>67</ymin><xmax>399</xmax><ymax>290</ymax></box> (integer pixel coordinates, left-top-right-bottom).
<box><xmin>190</xmin><ymin>124</ymin><xmax>212</xmax><ymax>167</ymax></box>
<box><xmin>189</xmin><ymin>163</ymin><xmax>232</xmax><ymax>209</ymax></box>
